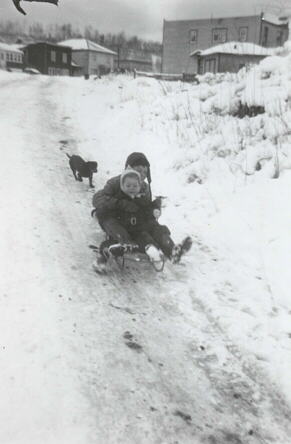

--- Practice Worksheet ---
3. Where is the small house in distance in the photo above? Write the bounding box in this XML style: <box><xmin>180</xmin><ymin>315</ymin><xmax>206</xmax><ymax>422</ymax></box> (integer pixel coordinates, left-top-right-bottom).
<box><xmin>191</xmin><ymin>42</ymin><xmax>274</xmax><ymax>74</ymax></box>
<box><xmin>0</xmin><ymin>42</ymin><xmax>24</xmax><ymax>71</ymax></box>
<box><xmin>23</xmin><ymin>42</ymin><xmax>72</xmax><ymax>75</ymax></box>
<box><xmin>58</xmin><ymin>39</ymin><xmax>117</xmax><ymax>76</ymax></box>
<box><xmin>116</xmin><ymin>48</ymin><xmax>152</xmax><ymax>72</ymax></box>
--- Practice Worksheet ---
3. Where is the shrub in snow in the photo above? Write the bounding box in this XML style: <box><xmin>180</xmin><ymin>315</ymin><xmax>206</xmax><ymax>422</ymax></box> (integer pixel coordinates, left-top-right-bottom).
<box><xmin>208</xmin><ymin>134</ymin><xmax>224</xmax><ymax>152</ymax></box>
<box><xmin>198</xmin><ymin>72</ymin><xmax>216</xmax><ymax>84</ymax></box>
<box><xmin>234</xmin><ymin>101</ymin><xmax>265</xmax><ymax>118</ymax></box>
<box><xmin>275</xmin><ymin>41</ymin><xmax>291</xmax><ymax>56</ymax></box>
<box><xmin>115</xmin><ymin>61</ymin><xmax>291</xmax><ymax>185</ymax></box>
<box><xmin>259</xmin><ymin>56</ymin><xmax>285</xmax><ymax>78</ymax></box>
<box><xmin>264</xmin><ymin>115</ymin><xmax>289</xmax><ymax>140</ymax></box>
<box><xmin>187</xmin><ymin>173</ymin><xmax>203</xmax><ymax>184</ymax></box>
<box><xmin>198</xmin><ymin>84</ymin><xmax>216</xmax><ymax>101</ymax></box>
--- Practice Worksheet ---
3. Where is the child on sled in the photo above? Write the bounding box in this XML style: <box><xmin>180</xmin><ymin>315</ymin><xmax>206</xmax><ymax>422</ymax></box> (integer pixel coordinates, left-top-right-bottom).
<box><xmin>92</xmin><ymin>152</ymin><xmax>191</xmax><ymax>272</ymax></box>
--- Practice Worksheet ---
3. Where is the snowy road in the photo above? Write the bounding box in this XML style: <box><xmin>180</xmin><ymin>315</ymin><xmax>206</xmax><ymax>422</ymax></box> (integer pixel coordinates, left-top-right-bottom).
<box><xmin>0</xmin><ymin>74</ymin><xmax>291</xmax><ymax>444</ymax></box>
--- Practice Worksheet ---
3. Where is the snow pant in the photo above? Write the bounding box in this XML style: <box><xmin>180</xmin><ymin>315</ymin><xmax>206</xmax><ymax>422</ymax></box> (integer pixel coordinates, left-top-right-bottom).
<box><xmin>146</xmin><ymin>222</ymin><xmax>175</xmax><ymax>259</ymax></box>
<box><xmin>99</xmin><ymin>217</ymin><xmax>174</xmax><ymax>258</ymax></box>
<box><xmin>100</xmin><ymin>217</ymin><xmax>157</xmax><ymax>253</ymax></box>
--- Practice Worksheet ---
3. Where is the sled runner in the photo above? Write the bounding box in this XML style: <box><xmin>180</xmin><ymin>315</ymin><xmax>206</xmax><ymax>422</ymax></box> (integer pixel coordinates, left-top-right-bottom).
<box><xmin>89</xmin><ymin>243</ymin><xmax>165</xmax><ymax>274</ymax></box>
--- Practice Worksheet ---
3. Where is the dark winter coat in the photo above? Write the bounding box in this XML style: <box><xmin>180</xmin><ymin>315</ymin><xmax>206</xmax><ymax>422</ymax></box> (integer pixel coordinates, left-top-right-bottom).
<box><xmin>92</xmin><ymin>175</ymin><xmax>158</xmax><ymax>231</ymax></box>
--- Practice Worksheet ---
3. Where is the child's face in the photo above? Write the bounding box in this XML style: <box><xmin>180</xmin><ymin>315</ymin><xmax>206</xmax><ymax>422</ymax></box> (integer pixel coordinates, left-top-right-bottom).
<box><xmin>123</xmin><ymin>177</ymin><xmax>141</xmax><ymax>197</ymax></box>
<box><xmin>132</xmin><ymin>165</ymin><xmax>147</xmax><ymax>181</ymax></box>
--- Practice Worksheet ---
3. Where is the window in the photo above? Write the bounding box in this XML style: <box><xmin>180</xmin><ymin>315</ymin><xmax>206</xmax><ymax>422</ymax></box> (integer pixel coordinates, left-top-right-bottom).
<box><xmin>51</xmin><ymin>50</ymin><xmax>56</xmax><ymax>62</ymax></box>
<box><xmin>276</xmin><ymin>30</ymin><xmax>283</xmax><ymax>46</ymax></box>
<box><xmin>212</xmin><ymin>28</ymin><xmax>227</xmax><ymax>44</ymax></box>
<box><xmin>239</xmin><ymin>27</ymin><xmax>248</xmax><ymax>42</ymax></box>
<box><xmin>262</xmin><ymin>27</ymin><xmax>269</xmax><ymax>46</ymax></box>
<box><xmin>189</xmin><ymin>29</ymin><xmax>198</xmax><ymax>44</ymax></box>
<box><xmin>62</xmin><ymin>52</ymin><xmax>68</xmax><ymax>63</ymax></box>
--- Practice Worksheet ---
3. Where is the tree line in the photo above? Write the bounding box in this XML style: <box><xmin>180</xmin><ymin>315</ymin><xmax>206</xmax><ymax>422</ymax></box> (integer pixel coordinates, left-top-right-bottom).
<box><xmin>0</xmin><ymin>20</ymin><xmax>162</xmax><ymax>55</ymax></box>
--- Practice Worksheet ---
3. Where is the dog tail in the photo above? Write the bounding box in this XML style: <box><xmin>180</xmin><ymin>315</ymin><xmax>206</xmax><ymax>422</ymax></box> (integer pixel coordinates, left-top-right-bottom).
<box><xmin>65</xmin><ymin>153</ymin><xmax>71</xmax><ymax>159</ymax></box>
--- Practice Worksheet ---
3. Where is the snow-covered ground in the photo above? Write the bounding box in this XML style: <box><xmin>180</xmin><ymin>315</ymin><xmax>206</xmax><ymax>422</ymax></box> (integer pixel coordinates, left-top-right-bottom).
<box><xmin>0</xmin><ymin>48</ymin><xmax>291</xmax><ymax>444</ymax></box>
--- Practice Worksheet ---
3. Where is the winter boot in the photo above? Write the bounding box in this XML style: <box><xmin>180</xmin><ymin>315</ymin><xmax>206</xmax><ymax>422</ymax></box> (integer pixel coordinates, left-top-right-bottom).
<box><xmin>145</xmin><ymin>244</ymin><xmax>164</xmax><ymax>263</ymax></box>
<box><xmin>92</xmin><ymin>249</ymin><xmax>109</xmax><ymax>273</ymax></box>
<box><xmin>171</xmin><ymin>236</ymin><xmax>193</xmax><ymax>264</ymax></box>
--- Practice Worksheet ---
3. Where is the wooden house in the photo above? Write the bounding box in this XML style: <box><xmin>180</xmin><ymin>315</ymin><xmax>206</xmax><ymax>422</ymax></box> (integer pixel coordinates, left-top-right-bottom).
<box><xmin>23</xmin><ymin>42</ymin><xmax>72</xmax><ymax>76</ymax></box>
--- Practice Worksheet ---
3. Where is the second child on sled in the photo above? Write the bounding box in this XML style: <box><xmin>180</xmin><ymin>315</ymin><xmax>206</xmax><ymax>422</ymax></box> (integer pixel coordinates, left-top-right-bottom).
<box><xmin>92</xmin><ymin>152</ymin><xmax>192</xmax><ymax>272</ymax></box>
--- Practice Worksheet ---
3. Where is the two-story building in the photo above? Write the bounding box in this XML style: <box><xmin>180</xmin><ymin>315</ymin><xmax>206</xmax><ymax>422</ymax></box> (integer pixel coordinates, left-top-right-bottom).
<box><xmin>0</xmin><ymin>42</ymin><xmax>24</xmax><ymax>71</ymax></box>
<box><xmin>23</xmin><ymin>42</ymin><xmax>72</xmax><ymax>76</ymax></box>
<box><xmin>162</xmin><ymin>12</ymin><xmax>288</xmax><ymax>74</ymax></box>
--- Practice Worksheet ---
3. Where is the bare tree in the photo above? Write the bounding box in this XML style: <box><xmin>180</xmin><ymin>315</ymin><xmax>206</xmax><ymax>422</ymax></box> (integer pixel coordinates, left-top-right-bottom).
<box><xmin>12</xmin><ymin>0</ymin><xmax>58</xmax><ymax>16</ymax></box>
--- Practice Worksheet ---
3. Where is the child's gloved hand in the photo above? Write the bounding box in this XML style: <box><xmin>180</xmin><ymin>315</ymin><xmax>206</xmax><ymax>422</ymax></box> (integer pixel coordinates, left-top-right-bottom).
<box><xmin>153</xmin><ymin>209</ymin><xmax>161</xmax><ymax>220</ymax></box>
<box><xmin>117</xmin><ymin>199</ymin><xmax>138</xmax><ymax>212</ymax></box>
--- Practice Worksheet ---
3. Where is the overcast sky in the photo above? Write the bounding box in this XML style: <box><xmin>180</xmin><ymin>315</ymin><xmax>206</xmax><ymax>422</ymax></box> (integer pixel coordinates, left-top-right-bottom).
<box><xmin>0</xmin><ymin>0</ymin><xmax>287</xmax><ymax>41</ymax></box>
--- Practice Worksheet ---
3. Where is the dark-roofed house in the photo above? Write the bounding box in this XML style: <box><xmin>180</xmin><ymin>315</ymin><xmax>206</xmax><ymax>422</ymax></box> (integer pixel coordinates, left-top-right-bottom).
<box><xmin>58</xmin><ymin>39</ymin><xmax>117</xmax><ymax>76</ymax></box>
<box><xmin>191</xmin><ymin>41</ymin><xmax>274</xmax><ymax>74</ymax></box>
<box><xmin>23</xmin><ymin>42</ymin><xmax>72</xmax><ymax>75</ymax></box>
<box><xmin>162</xmin><ymin>12</ymin><xmax>288</xmax><ymax>74</ymax></box>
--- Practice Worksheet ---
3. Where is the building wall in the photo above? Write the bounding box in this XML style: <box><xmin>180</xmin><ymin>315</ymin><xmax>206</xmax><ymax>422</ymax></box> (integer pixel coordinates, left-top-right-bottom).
<box><xmin>260</xmin><ymin>20</ymin><xmax>289</xmax><ymax>47</ymax></box>
<box><xmin>72</xmin><ymin>50</ymin><xmax>115</xmax><ymax>76</ymax></box>
<box><xmin>0</xmin><ymin>52</ymin><xmax>5</xmax><ymax>69</ymax></box>
<box><xmin>24</xmin><ymin>44</ymin><xmax>46</xmax><ymax>72</ymax></box>
<box><xmin>198</xmin><ymin>53</ymin><xmax>266</xmax><ymax>74</ymax></box>
<box><xmin>88</xmin><ymin>51</ymin><xmax>115</xmax><ymax>75</ymax></box>
<box><xmin>71</xmin><ymin>51</ymin><xmax>89</xmax><ymax>75</ymax></box>
<box><xmin>47</xmin><ymin>45</ymin><xmax>71</xmax><ymax>75</ymax></box>
<box><xmin>219</xmin><ymin>53</ymin><xmax>265</xmax><ymax>72</ymax></box>
<box><xmin>24</xmin><ymin>44</ymin><xmax>71</xmax><ymax>75</ymax></box>
<box><xmin>162</xmin><ymin>14</ymin><xmax>287</xmax><ymax>74</ymax></box>
<box><xmin>0</xmin><ymin>48</ymin><xmax>23</xmax><ymax>70</ymax></box>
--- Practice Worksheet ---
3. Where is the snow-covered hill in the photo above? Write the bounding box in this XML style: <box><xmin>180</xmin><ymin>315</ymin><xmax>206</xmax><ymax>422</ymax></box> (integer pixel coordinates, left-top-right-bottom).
<box><xmin>0</xmin><ymin>48</ymin><xmax>291</xmax><ymax>444</ymax></box>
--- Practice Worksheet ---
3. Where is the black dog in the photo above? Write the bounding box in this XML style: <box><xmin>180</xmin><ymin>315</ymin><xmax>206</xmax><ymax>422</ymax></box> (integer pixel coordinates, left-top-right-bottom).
<box><xmin>66</xmin><ymin>154</ymin><xmax>98</xmax><ymax>188</ymax></box>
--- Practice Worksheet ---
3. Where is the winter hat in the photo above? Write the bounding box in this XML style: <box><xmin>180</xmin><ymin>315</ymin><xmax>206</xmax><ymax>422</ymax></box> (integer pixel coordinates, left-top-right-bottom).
<box><xmin>120</xmin><ymin>169</ymin><xmax>141</xmax><ymax>194</ymax></box>
<box><xmin>125</xmin><ymin>152</ymin><xmax>151</xmax><ymax>184</ymax></box>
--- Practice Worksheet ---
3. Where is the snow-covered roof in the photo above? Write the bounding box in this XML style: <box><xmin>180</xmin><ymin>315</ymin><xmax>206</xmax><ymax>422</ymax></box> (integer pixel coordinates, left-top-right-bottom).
<box><xmin>262</xmin><ymin>12</ymin><xmax>288</xmax><ymax>26</ymax></box>
<box><xmin>0</xmin><ymin>42</ymin><xmax>23</xmax><ymax>53</ymax></box>
<box><xmin>191</xmin><ymin>42</ymin><xmax>275</xmax><ymax>57</ymax></box>
<box><xmin>58</xmin><ymin>39</ymin><xmax>117</xmax><ymax>56</ymax></box>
